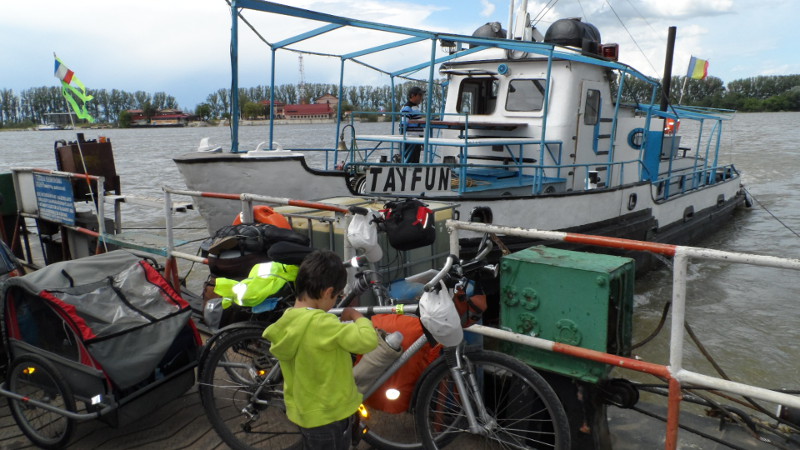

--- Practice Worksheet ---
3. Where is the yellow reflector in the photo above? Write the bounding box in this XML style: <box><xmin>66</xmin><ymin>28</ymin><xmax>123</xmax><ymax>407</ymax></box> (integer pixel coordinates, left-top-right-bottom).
<box><xmin>358</xmin><ymin>404</ymin><xmax>369</xmax><ymax>419</ymax></box>
<box><xmin>258</xmin><ymin>369</ymin><xmax>266</xmax><ymax>377</ymax></box>
<box><xmin>23</xmin><ymin>367</ymin><xmax>36</xmax><ymax>375</ymax></box>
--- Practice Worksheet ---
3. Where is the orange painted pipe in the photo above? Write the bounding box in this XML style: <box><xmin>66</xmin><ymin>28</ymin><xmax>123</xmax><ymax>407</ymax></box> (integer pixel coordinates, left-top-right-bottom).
<box><xmin>200</xmin><ymin>192</ymin><xmax>242</xmax><ymax>200</ymax></box>
<box><xmin>563</xmin><ymin>233</ymin><xmax>677</xmax><ymax>256</ymax></box>
<box><xmin>552</xmin><ymin>342</ymin><xmax>671</xmax><ymax>378</ymax></box>
<box><xmin>665</xmin><ymin>378</ymin><xmax>682</xmax><ymax>449</ymax></box>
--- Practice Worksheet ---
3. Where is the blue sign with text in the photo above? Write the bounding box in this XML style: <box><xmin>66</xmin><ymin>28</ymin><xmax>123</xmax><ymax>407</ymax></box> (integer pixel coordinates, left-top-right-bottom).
<box><xmin>33</xmin><ymin>173</ymin><xmax>76</xmax><ymax>226</ymax></box>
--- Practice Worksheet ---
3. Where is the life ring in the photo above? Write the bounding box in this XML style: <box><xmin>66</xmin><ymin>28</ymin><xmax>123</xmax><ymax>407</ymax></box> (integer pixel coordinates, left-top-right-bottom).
<box><xmin>233</xmin><ymin>205</ymin><xmax>292</xmax><ymax>229</ymax></box>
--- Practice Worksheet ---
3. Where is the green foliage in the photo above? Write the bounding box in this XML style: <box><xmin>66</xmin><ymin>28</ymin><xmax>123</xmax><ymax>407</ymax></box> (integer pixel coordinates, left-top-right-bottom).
<box><xmin>118</xmin><ymin>110</ymin><xmax>132</xmax><ymax>128</ymax></box>
<box><xmin>242</xmin><ymin>101</ymin><xmax>265</xmax><ymax>120</ymax></box>
<box><xmin>3</xmin><ymin>74</ymin><xmax>800</xmax><ymax>125</ymax></box>
<box><xmin>195</xmin><ymin>103</ymin><xmax>212</xmax><ymax>121</ymax></box>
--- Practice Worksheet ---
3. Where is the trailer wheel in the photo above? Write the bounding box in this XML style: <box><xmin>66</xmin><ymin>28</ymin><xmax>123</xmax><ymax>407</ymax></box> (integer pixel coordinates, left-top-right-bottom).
<box><xmin>7</xmin><ymin>354</ymin><xmax>75</xmax><ymax>449</ymax></box>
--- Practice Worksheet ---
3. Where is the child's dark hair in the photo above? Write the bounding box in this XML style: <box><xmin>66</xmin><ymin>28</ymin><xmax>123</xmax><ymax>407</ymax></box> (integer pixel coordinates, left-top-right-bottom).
<box><xmin>295</xmin><ymin>250</ymin><xmax>347</xmax><ymax>300</ymax></box>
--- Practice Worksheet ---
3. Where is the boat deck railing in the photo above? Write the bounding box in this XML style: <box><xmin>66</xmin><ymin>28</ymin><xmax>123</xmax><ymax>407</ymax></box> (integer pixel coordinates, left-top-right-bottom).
<box><xmin>445</xmin><ymin>220</ymin><xmax>800</xmax><ymax>450</ymax></box>
<box><xmin>10</xmin><ymin>169</ymin><xmax>788</xmax><ymax>450</ymax></box>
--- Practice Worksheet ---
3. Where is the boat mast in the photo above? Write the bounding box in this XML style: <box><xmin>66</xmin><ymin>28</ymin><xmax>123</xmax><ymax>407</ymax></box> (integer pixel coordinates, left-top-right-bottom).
<box><xmin>660</xmin><ymin>26</ymin><xmax>676</xmax><ymax>112</ymax></box>
<box><xmin>506</xmin><ymin>0</ymin><xmax>514</xmax><ymax>39</ymax></box>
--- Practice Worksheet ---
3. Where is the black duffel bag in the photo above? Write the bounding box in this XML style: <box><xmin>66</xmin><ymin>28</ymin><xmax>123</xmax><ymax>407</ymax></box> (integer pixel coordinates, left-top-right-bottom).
<box><xmin>381</xmin><ymin>199</ymin><xmax>435</xmax><ymax>251</ymax></box>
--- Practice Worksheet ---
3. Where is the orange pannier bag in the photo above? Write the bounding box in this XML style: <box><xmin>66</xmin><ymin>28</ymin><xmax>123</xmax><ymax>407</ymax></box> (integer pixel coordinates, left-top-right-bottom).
<box><xmin>364</xmin><ymin>314</ymin><xmax>441</xmax><ymax>413</ymax></box>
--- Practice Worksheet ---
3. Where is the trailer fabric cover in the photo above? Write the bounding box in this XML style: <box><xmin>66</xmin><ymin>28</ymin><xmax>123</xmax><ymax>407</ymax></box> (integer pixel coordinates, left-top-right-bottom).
<box><xmin>2</xmin><ymin>251</ymin><xmax>192</xmax><ymax>389</ymax></box>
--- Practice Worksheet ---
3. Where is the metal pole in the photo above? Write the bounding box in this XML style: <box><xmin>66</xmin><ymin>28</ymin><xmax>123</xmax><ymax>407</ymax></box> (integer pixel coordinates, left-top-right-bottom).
<box><xmin>269</xmin><ymin>47</ymin><xmax>276</xmax><ymax>151</ymax></box>
<box><xmin>335</xmin><ymin>58</ymin><xmax>346</xmax><ymax>168</ymax></box>
<box><xmin>422</xmin><ymin>38</ymin><xmax>436</xmax><ymax>163</ymax></box>
<box><xmin>660</xmin><ymin>26</ymin><xmax>676</xmax><ymax>112</ymax></box>
<box><xmin>96</xmin><ymin>176</ymin><xmax>106</xmax><ymax>252</ymax></box>
<box><xmin>670</xmin><ymin>250</ymin><xmax>687</xmax><ymax>372</ymax></box>
<box><xmin>506</xmin><ymin>0</ymin><xmax>515</xmax><ymax>39</ymax></box>
<box><xmin>231</xmin><ymin>0</ymin><xmax>240</xmax><ymax>152</ymax></box>
<box><xmin>164</xmin><ymin>189</ymin><xmax>174</xmax><ymax>260</ymax></box>
<box><xmin>665</xmin><ymin>377</ymin><xmax>681</xmax><ymax>449</ymax></box>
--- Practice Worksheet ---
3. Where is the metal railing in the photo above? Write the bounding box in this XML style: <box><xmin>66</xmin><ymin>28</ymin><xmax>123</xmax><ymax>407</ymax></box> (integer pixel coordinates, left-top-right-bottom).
<box><xmin>445</xmin><ymin>219</ymin><xmax>800</xmax><ymax>450</ymax></box>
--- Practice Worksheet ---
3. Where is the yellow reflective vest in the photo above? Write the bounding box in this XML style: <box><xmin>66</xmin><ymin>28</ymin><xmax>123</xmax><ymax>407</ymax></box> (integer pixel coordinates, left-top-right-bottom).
<box><xmin>214</xmin><ymin>262</ymin><xmax>298</xmax><ymax>308</ymax></box>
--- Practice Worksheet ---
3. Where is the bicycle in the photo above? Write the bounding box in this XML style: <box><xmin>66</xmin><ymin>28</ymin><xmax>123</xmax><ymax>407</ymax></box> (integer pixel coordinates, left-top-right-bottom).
<box><xmin>197</xmin><ymin>216</ymin><xmax>570</xmax><ymax>449</ymax></box>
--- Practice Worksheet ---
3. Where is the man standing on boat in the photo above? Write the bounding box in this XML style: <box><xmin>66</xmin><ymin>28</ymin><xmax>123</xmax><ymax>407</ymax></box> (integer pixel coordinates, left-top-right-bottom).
<box><xmin>399</xmin><ymin>86</ymin><xmax>425</xmax><ymax>163</ymax></box>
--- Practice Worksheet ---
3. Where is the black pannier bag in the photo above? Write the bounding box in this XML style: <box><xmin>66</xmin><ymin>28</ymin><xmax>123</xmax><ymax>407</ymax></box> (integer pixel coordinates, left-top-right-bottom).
<box><xmin>201</xmin><ymin>223</ymin><xmax>310</xmax><ymax>278</ymax></box>
<box><xmin>381</xmin><ymin>199</ymin><xmax>436</xmax><ymax>251</ymax></box>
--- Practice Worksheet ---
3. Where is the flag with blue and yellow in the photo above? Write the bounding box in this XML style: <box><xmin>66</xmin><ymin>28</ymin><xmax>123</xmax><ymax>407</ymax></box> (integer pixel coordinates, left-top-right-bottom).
<box><xmin>687</xmin><ymin>56</ymin><xmax>709</xmax><ymax>80</ymax></box>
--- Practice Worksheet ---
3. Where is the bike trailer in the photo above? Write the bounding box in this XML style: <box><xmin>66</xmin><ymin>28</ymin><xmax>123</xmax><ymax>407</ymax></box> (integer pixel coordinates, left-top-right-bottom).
<box><xmin>0</xmin><ymin>250</ymin><xmax>201</xmax><ymax>429</ymax></box>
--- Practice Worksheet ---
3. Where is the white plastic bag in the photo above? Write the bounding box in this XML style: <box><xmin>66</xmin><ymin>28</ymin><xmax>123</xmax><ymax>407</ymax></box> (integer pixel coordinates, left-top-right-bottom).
<box><xmin>419</xmin><ymin>281</ymin><xmax>463</xmax><ymax>347</ymax></box>
<box><xmin>347</xmin><ymin>209</ymin><xmax>383</xmax><ymax>262</ymax></box>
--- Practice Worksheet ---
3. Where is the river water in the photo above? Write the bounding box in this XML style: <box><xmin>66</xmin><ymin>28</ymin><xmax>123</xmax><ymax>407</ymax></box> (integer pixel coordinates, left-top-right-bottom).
<box><xmin>2</xmin><ymin>113</ymin><xmax>800</xmax><ymax>403</ymax></box>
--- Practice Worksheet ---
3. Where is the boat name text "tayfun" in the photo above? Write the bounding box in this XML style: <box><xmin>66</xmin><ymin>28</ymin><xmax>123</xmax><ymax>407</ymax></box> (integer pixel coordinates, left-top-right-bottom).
<box><xmin>366</xmin><ymin>166</ymin><xmax>452</xmax><ymax>194</ymax></box>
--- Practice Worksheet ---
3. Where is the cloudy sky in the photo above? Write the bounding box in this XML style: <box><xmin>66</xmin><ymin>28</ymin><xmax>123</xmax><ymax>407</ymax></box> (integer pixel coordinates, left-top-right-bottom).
<box><xmin>3</xmin><ymin>0</ymin><xmax>798</xmax><ymax>110</ymax></box>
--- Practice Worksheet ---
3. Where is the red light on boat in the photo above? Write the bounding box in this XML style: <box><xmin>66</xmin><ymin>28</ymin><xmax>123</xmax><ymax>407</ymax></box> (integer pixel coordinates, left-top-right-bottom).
<box><xmin>600</xmin><ymin>43</ymin><xmax>619</xmax><ymax>61</ymax></box>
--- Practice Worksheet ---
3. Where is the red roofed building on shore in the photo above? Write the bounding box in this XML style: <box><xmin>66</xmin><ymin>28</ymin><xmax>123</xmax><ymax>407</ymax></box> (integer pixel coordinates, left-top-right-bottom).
<box><xmin>284</xmin><ymin>103</ymin><xmax>335</xmax><ymax>119</ymax></box>
<box><xmin>259</xmin><ymin>100</ymin><xmax>286</xmax><ymax>119</ymax></box>
<box><xmin>126</xmin><ymin>109</ymin><xmax>195</xmax><ymax>127</ymax></box>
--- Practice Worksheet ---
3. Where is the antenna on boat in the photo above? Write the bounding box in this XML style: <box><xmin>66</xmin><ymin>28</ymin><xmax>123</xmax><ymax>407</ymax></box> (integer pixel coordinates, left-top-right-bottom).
<box><xmin>507</xmin><ymin>0</ymin><xmax>515</xmax><ymax>39</ymax></box>
<box><xmin>298</xmin><ymin>54</ymin><xmax>307</xmax><ymax>104</ymax></box>
<box><xmin>512</xmin><ymin>0</ymin><xmax>531</xmax><ymax>41</ymax></box>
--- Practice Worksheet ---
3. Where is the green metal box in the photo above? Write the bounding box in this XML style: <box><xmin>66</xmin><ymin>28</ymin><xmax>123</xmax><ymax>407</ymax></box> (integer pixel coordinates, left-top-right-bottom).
<box><xmin>499</xmin><ymin>246</ymin><xmax>634</xmax><ymax>383</ymax></box>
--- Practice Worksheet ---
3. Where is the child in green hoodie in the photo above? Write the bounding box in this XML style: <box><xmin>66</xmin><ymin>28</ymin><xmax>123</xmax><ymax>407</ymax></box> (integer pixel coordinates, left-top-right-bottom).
<box><xmin>263</xmin><ymin>250</ymin><xmax>378</xmax><ymax>449</ymax></box>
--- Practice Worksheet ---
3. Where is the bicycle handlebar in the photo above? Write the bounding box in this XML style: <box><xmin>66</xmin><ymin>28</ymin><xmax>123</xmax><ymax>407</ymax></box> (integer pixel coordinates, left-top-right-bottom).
<box><xmin>328</xmin><ymin>304</ymin><xmax>418</xmax><ymax>317</ymax></box>
<box><xmin>348</xmin><ymin>205</ymin><xmax>369</xmax><ymax>216</ymax></box>
<box><xmin>423</xmin><ymin>236</ymin><xmax>495</xmax><ymax>292</ymax></box>
<box><xmin>423</xmin><ymin>254</ymin><xmax>456</xmax><ymax>292</ymax></box>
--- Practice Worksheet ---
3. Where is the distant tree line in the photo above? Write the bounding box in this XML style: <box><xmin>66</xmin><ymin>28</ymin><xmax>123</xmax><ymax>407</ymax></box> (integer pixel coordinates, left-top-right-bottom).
<box><xmin>196</xmin><ymin>82</ymin><xmax>443</xmax><ymax>121</ymax></box>
<box><xmin>2</xmin><ymin>74</ymin><xmax>799</xmax><ymax>128</ymax></box>
<box><xmin>0</xmin><ymin>86</ymin><xmax>179</xmax><ymax>128</ymax></box>
<box><xmin>618</xmin><ymin>74</ymin><xmax>800</xmax><ymax>112</ymax></box>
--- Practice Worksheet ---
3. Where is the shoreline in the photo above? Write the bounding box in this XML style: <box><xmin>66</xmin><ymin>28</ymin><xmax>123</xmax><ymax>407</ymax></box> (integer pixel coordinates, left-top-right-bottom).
<box><xmin>0</xmin><ymin>118</ymin><xmax>389</xmax><ymax>132</ymax></box>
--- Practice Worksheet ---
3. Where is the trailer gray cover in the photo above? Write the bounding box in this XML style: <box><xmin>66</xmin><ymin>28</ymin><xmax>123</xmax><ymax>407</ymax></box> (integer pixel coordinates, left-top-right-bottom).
<box><xmin>2</xmin><ymin>250</ymin><xmax>194</xmax><ymax>389</ymax></box>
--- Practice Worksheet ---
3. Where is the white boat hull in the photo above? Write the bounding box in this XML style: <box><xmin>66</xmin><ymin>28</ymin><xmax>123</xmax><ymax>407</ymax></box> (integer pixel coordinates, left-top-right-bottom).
<box><xmin>175</xmin><ymin>151</ymin><xmax>745</xmax><ymax>250</ymax></box>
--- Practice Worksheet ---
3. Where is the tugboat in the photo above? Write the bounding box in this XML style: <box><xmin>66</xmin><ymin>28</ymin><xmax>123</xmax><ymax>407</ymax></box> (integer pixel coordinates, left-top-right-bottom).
<box><xmin>174</xmin><ymin>0</ymin><xmax>746</xmax><ymax>253</ymax></box>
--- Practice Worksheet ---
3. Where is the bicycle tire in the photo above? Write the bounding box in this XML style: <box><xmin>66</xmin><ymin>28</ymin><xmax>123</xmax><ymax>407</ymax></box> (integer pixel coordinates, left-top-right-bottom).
<box><xmin>360</xmin><ymin>405</ymin><xmax>423</xmax><ymax>450</ymax></box>
<box><xmin>414</xmin><ymin>349</ymin><xmax>571</xmax><ymax>449</ymax></box>
<box><xmin>7</xmin><ymin>354</ymin><xmax>76</xmax><ymax>449</ymax></box>
<box><xmin>360</xmin><ymin>353</ymin><xmax>453</xmax><ymax>450</ymax></box>
<box><xmin>198</xmin><ymin>326</ymin><xmax>301</xmax><ymax>450</ymax></box>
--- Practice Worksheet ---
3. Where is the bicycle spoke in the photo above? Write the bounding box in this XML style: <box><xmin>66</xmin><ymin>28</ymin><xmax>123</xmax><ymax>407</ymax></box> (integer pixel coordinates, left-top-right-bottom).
<box><xmin>199</xmin><ymin>327</ymin><xmax>302</xmax><ymax>450</ymax></box>
<box><xmin>415</xmin><ymin>350</ymin><xmax>570</xmax><ymax>449</ymax></box>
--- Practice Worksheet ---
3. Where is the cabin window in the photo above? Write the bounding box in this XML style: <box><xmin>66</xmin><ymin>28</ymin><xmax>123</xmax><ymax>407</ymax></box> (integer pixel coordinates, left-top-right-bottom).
<box><xmin>505</xmin><ymin>79</ymin><xmax>546</xmax><ymax>111</ymax></box>
<box><xmin>584</xmin><ymin>89</ymin><xmax>601</xmax><ymax>125</ymax></box>
<box><xmin>456</xmin><ymin>78</ymin><xmax>498</xmax><ymax>115</ymax></box>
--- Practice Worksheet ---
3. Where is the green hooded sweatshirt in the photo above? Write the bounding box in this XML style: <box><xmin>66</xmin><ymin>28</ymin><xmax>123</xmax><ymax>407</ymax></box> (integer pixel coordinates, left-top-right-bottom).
<box><xmin>264</xmin><ymin>307</ymin><xmax>378</xmax><ymax>428</ymax></box>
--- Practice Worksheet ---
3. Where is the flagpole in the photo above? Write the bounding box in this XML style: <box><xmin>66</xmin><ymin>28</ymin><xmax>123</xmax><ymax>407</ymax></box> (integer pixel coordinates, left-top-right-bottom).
<box><xmin>678</xmin><ymin>77</ymin><xmax>688</xmax><ymax>105</ymax></box>
<box><xmin>54</xmin><ymin>52</ymin><xmax>108</xmax><ymax>253</ymax></box>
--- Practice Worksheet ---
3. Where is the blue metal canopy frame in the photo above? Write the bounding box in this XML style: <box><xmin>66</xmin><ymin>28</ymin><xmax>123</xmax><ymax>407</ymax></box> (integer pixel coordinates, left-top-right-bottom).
<box><xmin>227</xmin><ymin>0</ymin><xmax>666</xmax><ymax>154</ymax></box>
<box><xmin>227</xmin><ymin>0</ymin><xmax>727</xmax><ymax>174</ymax></box>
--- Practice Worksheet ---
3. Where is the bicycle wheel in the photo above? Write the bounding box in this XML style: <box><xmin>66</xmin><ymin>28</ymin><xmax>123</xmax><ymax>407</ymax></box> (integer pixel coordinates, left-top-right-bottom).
<box><xmin>198</xmin><ymin>326</ymin><xmax>301</xmax><ymax>450</ymax></box>
<box><xmin>414</xmin><ymin>349</ymin><xmax>570</xmax><ymax>449</ymax></box>
<box><xmin>360</xmin><ymin>406</ymin><xmax>422</xmax><ymax>450</ymax></box>
<box><xmin>7</xmin><ymin>354</ymin><xmax>76</xmax><ymax>449</ymax></box>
